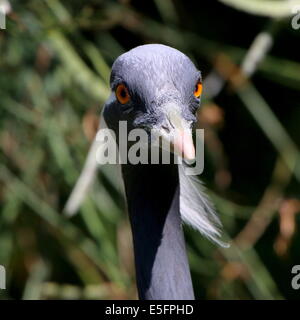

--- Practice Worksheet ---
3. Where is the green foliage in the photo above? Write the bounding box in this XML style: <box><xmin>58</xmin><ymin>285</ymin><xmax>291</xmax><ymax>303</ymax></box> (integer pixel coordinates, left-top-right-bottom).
<box><xmin>0</xmin><ymin>0</ymin><xmax>299</xmax><ymax>299</ymax></box>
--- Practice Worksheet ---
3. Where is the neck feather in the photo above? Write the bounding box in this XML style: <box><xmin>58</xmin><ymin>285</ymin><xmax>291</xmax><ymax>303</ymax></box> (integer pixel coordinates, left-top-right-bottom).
<box><xmin>122</xmin><ymin>163</ymin><xmax>194</xmax><ymax>300</ymax></box>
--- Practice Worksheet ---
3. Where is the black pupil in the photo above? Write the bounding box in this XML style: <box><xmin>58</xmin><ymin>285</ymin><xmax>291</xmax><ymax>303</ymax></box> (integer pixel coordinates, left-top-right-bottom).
<box><xmin>120</xmin><ymin>89</ymin><xmax>127</xmax><ymax>98</ymax></box>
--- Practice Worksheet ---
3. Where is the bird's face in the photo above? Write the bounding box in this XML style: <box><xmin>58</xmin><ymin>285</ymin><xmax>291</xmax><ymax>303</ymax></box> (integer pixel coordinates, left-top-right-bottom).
<box><xmin>103</xmin><ymin>44</ymin><xmax>202</xmax><ymax>160</ymax></box>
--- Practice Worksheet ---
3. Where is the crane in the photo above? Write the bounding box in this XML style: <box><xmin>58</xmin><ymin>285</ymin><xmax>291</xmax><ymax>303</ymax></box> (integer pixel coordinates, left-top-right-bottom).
<box><xmin>65</xmin><ymin>44</ymin><xmax>228</xmax><ymax>300</ymax></box>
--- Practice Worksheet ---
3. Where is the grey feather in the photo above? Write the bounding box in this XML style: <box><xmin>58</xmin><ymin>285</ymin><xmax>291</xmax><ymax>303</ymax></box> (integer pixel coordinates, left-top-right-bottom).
<box><xmin>63</xmin><ymin>114</ymin><xmax>108</xmax><ymax>217</ymax></box>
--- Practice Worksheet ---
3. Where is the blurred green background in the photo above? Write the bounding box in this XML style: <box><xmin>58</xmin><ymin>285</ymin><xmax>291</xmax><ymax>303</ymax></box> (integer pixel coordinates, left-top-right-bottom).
<box><xmin>0</xmin><ymin>0</ymin><xmax>300</xmax><ymax>299</ymax></box>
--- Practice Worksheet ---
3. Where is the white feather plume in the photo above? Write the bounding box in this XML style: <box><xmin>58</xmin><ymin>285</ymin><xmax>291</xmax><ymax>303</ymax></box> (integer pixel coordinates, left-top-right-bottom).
<box><xmin>178</xmin><ymin>162</ymin><xmax>229</xmax><ymax>247</ymax></box>
<box><xmin>64</xmin><ymin>114</ymin><xmax>108</xmax><ymax>217</ymax></box>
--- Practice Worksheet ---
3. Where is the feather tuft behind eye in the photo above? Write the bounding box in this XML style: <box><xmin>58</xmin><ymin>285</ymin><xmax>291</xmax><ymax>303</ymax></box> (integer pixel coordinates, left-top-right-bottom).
<box><xmin>178</xmin><ymin>162</ymin><xmax>229</xmax><ymax>247</ymax></box>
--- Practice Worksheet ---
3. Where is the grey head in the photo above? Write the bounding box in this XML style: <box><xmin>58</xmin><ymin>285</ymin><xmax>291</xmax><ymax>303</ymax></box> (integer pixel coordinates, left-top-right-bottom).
<box><xmin>103</xmin><ymin>44</ymin><xmax>202</xmax><ymax>160</ymax></box>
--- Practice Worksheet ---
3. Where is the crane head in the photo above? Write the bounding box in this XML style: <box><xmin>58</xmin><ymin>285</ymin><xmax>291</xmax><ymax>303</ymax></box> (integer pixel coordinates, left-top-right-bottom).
<box><xmin>103</xmin><ymin>44</ymin><xmax>202</xmax><ymax>161</ymax></box>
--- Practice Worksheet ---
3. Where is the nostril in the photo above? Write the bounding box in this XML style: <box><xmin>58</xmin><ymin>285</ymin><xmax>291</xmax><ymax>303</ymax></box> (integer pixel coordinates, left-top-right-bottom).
<box><xmin>161</xmin><ymin>124</ymin><xmax>170</xmax><ymax>133</ymax></box>
<box><xmin>166</xmin><ymin>117</ymin><xmax>175</xmax><ymax>129</ymax></box>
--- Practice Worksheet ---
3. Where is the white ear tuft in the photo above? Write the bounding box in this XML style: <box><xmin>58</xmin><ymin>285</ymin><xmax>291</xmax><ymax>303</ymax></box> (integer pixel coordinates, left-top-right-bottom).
<box><xmin>178</xmin><ymin>163</ymin><xmax>229</xmax><ymax>248</ymax></box>
<box><xmin>64</xmin><ymin>114</ymin><xmax>109</xmax><ymax>217</ymax></box>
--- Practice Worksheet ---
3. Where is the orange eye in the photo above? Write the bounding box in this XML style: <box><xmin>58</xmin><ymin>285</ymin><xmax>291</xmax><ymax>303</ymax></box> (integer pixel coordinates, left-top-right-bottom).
<box><xmin>194</xmin><ymin>81</ymin><xmax>203</xmax><ymax>98</ymax></box>
<box><xmin>116</xmin><ymin>84</ymin><xmax>131</xmax><ymax>104</ymax></box>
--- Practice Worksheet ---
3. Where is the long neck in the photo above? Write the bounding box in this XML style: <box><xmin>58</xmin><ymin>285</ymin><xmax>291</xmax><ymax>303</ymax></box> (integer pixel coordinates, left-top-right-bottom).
<box><xmin>122</xmin><ymin>163</ymin><xmax>195</xmax><ymax>300</ymax></box>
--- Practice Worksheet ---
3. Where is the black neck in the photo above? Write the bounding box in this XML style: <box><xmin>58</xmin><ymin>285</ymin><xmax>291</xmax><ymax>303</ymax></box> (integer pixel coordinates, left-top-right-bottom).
<box><xmin>122</xmin><ymin>163</ymin><xmax>195</xmax><ymax>300</ymax></box>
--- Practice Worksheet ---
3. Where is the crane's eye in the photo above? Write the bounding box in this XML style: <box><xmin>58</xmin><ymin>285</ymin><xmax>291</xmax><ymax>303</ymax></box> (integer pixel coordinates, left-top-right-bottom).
<box><xmin>194</xmin><ymin>81</ymin><xmax>203</xmax><ymax>98</ymax></box>
<box><xmin>116</xmin><ymin>84</ymin><xmax>131</xmax><ymax>104</ymax></box>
